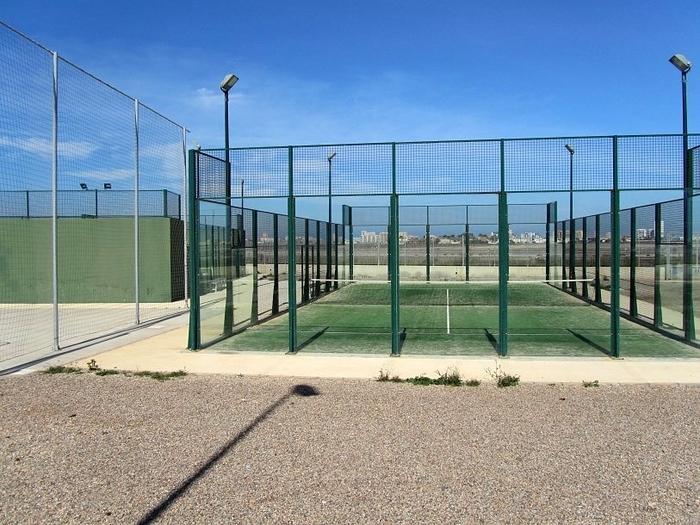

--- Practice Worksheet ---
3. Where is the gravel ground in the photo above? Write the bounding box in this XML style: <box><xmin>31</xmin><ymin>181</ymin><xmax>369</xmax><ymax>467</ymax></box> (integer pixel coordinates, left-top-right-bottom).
<box><xmin>2</xmin><ymin>372</ymin><xmax>700</xmax><ymax>524</ymax></box>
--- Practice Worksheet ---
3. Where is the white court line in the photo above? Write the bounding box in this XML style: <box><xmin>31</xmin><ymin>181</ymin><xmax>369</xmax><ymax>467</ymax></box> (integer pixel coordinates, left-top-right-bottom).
<box><xmin>446</xmin><ymin>288</ymin><xmax>450</xmax><ymax>335</ymax></box>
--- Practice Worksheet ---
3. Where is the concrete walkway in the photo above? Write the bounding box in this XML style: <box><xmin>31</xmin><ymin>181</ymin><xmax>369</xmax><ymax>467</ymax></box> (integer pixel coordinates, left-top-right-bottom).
<box><xmin>11</xmin><ymin>316</ymin><xmax>689</xmax><ymax>384</ymax></box>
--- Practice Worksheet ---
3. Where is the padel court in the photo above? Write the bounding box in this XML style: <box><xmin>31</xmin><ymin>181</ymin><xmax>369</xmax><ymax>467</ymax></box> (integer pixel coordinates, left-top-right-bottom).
<box><xmin>211</xmin><ymin>280</ymin><xmax>699</xmax><ymax>357</ymax></box>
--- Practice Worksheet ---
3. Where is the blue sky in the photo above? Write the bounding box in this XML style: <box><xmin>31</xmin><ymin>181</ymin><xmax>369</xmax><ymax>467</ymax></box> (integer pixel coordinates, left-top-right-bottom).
<box><xmin>3</xmin><ymin>0</ymin><xmax>700</xmax><ymax>149</ymax></box>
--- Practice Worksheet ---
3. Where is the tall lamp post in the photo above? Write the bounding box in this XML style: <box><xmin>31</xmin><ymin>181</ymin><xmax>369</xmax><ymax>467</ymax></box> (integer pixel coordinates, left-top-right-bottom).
<box><xmin>565</xmin><ymin>144</ymin><xmax>575</xmax><ymax>220</ymax></box>
<box><xmin>326</xmin><ymin>152</ymin><xmax>337</xmax><ymax>293</ymax></box>
<box><xmin>669</xmin><ymin>54</ymin><xmax>695</xmax><ymax>340</ymax></box>
<box><xmin>565</xmin><ymin>144</ymin><xmax>576</xmax><ymax>292</ymax></box>
<box><xmin>221</xmin><ymin>73</ymin><xmax>238</xmax><ymax>335</ymax></box>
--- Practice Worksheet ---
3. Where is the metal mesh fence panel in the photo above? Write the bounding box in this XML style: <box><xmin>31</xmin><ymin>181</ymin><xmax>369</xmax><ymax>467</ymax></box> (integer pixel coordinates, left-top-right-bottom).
<box><xmin>504</xmin><ymin>137</ymin><xmax>614</xmax><ymax>193</ymax></box>
<box><xmin>396</xmin><ymin>141</ymin><xmax>501</xmax><ymax>194</ymax></box>
<box><xmin>137</xmin><ymin>104</ymin><xmax>187</xmax><ymax>323</ymax></box>
<box><xmin>0</xmin><ymin>25</ymin><xmax>55</xmax><ymax>360</ymax></box>
<box><xmin>633</xmin><ymin>204</ymin><xmax>657</xmax><ymax>321</ymax></box>
<box><xmin>0</xmin><ymin>23</ymin><xmax>187</xmax><ymax>365</ymax></box>
<box><xmin>658</xmin><ymin>199</ymin><xmax>685</xmax><ymax>333</ymax></box>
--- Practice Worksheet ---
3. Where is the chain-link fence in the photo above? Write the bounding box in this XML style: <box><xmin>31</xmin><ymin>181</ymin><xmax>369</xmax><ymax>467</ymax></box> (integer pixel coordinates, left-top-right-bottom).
<box><xmin>0</xmin><ymin>22</ymin><xmax>188</xmax><ymax>366</ymax></box>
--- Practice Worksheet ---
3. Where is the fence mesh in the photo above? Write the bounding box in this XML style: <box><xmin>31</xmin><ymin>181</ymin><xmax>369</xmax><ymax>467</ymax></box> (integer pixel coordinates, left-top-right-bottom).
<box><xmin>192</xmin><ymin>134</ymin><xmax>700</xmax><ymax>357</ymax></box>
<box><xmin>0</xmin><ymin>22</ymin><xmax>187</xmax><ymax>365</ymax></box>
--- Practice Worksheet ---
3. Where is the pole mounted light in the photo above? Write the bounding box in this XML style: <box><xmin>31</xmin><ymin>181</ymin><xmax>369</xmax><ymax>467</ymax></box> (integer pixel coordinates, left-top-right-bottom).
<box><xmin>669</xmin><ymin>54</ymin><xmax>695</xmax><ymax>340</ymax></box>
<box><xmin>670</xmin><ymin>54</ymin><xmax>691</xmax><ymax>74</ymax></box>
<box><xmin>326</xmin><ymin>152</ymin><xmax>337</xmax><ymax>293</ymax></box>
<box><xmin>565</xmin><ymin>143</ymin><xmax>576</xmax><ymax>292</ymax></box>
<box><xmin>565</xmin><ymin>144</ymin><xmax>574</xmax><ymax>220</ymax></box>
<box><xmin>220</xmin><ymin>73</ymin><xmax>239</xmax><ymax>93</ymax></box>
<box><xmin>221</xmin><ymin>73</ymin><xmax>239</xmax><ymax>335</ymax></box>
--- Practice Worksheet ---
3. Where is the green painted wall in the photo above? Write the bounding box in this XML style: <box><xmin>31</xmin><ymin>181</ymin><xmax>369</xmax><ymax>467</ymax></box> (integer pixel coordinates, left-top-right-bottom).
<box><xmin>0</xmin><ymin>217</ymin><xmax>184</xmax><ymax>303</ymax></box>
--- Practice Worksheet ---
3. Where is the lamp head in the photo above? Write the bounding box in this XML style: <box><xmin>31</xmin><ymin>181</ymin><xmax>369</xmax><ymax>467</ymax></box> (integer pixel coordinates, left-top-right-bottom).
<box><xmin>103</xmin><ymin>183</ymin><xmax>111</xmax><ymax>190</ymax></box>
<box><xmin>328</xmin><ymin>152</ymin><xmax>337</xmax><ymax>161</ymax></box>
<box><xmin>565</xmin><ymin>144</ymin><xmax>575</xmax><ymax>154</ymax></box>
<box><xmin>79</xmin><ymin>183</ymin><xmax>88</xmax><ymax>190</ymax></box>
<box><xmin>669</xmin><ymin>54</ymin><xmax>691</xmax><ymax>74</ymax></box>
<box><xmin>220</xmin><ymin>74</ymin><xmax>239</xmax><ymax>93</ymax></box>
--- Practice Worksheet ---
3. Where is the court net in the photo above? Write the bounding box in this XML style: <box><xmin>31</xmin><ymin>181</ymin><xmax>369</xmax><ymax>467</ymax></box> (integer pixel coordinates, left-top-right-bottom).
<box><xmin>310</xmin><ymin>279</ymin><xmax>594</xmax><ymax>308</ymax></box>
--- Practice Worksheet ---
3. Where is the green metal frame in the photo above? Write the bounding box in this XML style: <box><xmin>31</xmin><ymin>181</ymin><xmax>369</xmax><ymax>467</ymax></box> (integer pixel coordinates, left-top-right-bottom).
<box><xmin>188</xmin><ymin>133</ymin><xmax>700</xmax><ymax>355</ymax></box>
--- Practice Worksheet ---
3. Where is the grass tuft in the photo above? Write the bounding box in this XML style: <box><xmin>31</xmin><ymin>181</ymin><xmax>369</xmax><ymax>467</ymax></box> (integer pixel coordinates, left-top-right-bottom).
<box><xmin>134</xmin><ymin>370</ymin><xmax>187</xmax><ymax>381</ymax></box>
<box><xmin>376</xmin><ymin>369</ymin><xmax>403</xmax><ymax>383</ymax></box>
<box><xmin>43</xmin><ymin>365</ymin><xmax>82</xmax><ymax>374</ymax></box>
<box><xmin>433</xmin><ymin>367</ymin><xmax>464</xmax><ymax>387</ymax></box>
<box><xmin>95</xmin><ymin>369</ymin><xmax>119</xmax><ymax>376</ymax></box>
<box><xmin>582</xmin><ymin>379</ymin><xmax>600</xmax><ymax>388</ymax></box>
<box><xmin>486</xmin><ymin>364</ymin><xmax>520</xmax><ymax>388</ymax></box>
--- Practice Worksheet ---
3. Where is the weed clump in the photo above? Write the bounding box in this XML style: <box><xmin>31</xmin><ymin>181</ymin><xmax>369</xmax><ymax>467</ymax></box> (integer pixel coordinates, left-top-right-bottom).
<box><xmin>134</xmin><ymin>370</ymin><xmax>187</xmax><ymax>381</ymax></box>
<box><xmin>379</xmin><ymin>367</ymin><xmax>480</xmax><ymax>388</ymax></box>
<box><xmin>43</xmin><ymin>365</ymin><xmax>82</xmax><ymax>375</ymax></box>
<box><xmin>486</xmin><ymin>364</ymin><xmax>520</xmax><ymax>388</ymax></box>
<box><xmin>376</xmin><ymin>369</ymin><xmax>402</xmax><ymax>383</ymax></box>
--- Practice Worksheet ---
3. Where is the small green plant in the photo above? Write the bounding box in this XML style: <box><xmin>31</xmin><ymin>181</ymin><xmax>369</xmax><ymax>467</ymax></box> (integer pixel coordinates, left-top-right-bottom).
<box><xmin>134</xmin><ymin>370</ymin><xmax>187</xmax><ymax>381</ymax></box>
<box><xmin>376</xmin><ymin>369</ymin><xmax>402</xmax><ymax>383</ymax></box>
<box><xmin>95</xmin><ymin>369</ymin><xmax>119</xmax><ymax>376</ymax></box>
<box><xmin>464</xmin><ymin>379</ymin><xmax>481</xmax><ymax>387</ymax></box>
<box><xmin>486</xmin><ymin>364</ymin><xmax>520</xmax><ymax>388</ymax></box>
<box><xmin>433</xmin><ymin>367</ymin><xmax>464</xmax><ymax>387</ymax></box>
<box><xmin>43</xmin><ymin>365</ymin><xmax>82</xmax><ymax>374</ymax></box>
<box><xmin>86</xmin><ymin>359</ymin><xmax>100</xmax><ymax>371</ymax></box>
<box><xmin>582</xmin><ymin>379</ymin><xmax>600</xmax><ymax>388</ymax></box>
<box><xmin>406</xmin><ymin>374</ymin><xmax>433</xmax><ymax>386</ymax></box>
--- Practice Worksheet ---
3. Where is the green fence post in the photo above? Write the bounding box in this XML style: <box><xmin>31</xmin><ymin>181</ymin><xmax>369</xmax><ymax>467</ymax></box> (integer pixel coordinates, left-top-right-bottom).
<box><xmin>315</xmin><ymin>221</ymin><xmax>321</xmax><ymax>298</ymax></box>
<box><xmin>287</xmin><ymin>147</ymin><xmax>298</xmax><ymax>354</ymax></box>
<box><xmin>498</xmin><ymin>140</ymin><xmax>509</xmax><ymax>357</ymax></box>
<box><xmin>250</xmin><ymin>210</ymin><xmax>259</xmax><ymax>325</ymax></box>
<box><xmin>498</xmin><ymin>191</ymin><xmax>509</xmax><ymax>357</ymax></box>
<box><xmin>595</xmin><ymin>215</ymin><xmax>602</xmax><ymax>303</ymax></box>
<box><xmin>272</xmin><ymin>214</ymin><xmax>280</xmax><ymax>315</ymax></box>
<box><xmin>561</xmin><ymin>221</ymin><xmax>567</xmax><ymax>284</ymax></box>
<box><xmin>465</xmin><ymin>222</ymin><xmax>470</xmax><ymax>282</ymax></box>
<box><xmin>570</xmin><ymin>220</ymin><xmax>576</xmax><ymax>290</ymax></box>
<box><xmin>653</xmin><ymin>204</ymin><xmax>662</xmax><ymax>327</ymax></box>
<box><xmin>187</xmin><ymin>149</ymin><xmax>201</xmax><ymax>350</ymax></box>
<box><xmin>545</xmin><ymin>203</ymin><xmax>552</xmax><ymax>282</ymax></box>
<box><xmin>629</xmin><ymin>208</ymin><xmax>638</xmax><ymax>317</ymax></box>
<box><xmin>610</xmin><ymin>136</ymin><xmax>621</xmax><ymax>358</ymax></box>
<box><xmin>347</xmin><ymin>206</ymin><xmax>354</xmax><ymax>280</ymax></box>
<box><xmin>334</xmin><ymin>223</ymin><xmax>339</xmax><ymax>290</ymax></box>
<box><xmin>390</xmin><ymin>143</ymin><xmax>401</xmax><ymax>356</ymax></box>
<box><xmin>683</xmin><ymin>147</ymin><xmax>696</xmax><ymax>340</ymax></box>
<box><xmin>581</xmin><ymin>217</ymin><xmax>588</xmax><ymax>298</ymax></box>
<box><xmin>303</xmin><ymin>219</ymin><xmax>310</xmax><ymax>302</ymax></box>
<box><xmin>425</xmin><ymin>220</ymin><xmax>431</xmax><ymax>282</ymax></box>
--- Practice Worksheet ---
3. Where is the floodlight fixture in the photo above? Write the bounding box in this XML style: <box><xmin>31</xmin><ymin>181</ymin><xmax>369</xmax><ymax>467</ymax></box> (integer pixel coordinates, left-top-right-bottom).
<box><xmin>103</xmin><ymin>183</ymin><xmax>111</xmax><ymax>189</ymax></box>
<box><xmin>220</xmin><ymin>73</ymin><xmax>239</xmax><ymax>93</ymax></box>
<box><xmin>328</xmin><ymin>152</ymin><xmax>337</xmax><ymax>162</ymax></box>
<box><xmin>565</xmin><ymin>144</ymin><xmax>575</xmax><ymax>155</ymax></box>
<box><xmin>669</xmin><ymin>54</ymin><xmax>692</xmax><ymax>74</ymax></box>
<box><xmin>80</xmin><ymin>183</ymin><xmax>88</xmax><ymax>190</ymax></box>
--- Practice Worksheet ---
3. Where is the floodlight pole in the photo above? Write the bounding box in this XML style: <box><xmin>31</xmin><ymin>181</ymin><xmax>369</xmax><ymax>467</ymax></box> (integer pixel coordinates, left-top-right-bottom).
<box><xmin>565</xmin><ymin>144</ymin><xmax>576</xmax><ymax>292</ymax></box>
<box><xmin>221</xmin><ymin>73</ymin><xmax>238</xmax><ymax>335</ymax></box>
<box><xmin>565</xmin><ymin>144</ymin><xmax>575</xmax><ymax>220</ymax></box>
<box><xmin>669</xmin><ymin>54</ymin><xmax>695</xmax><ymax>340</ymax></box>
<box><xmin>326</xmin><ymin>152</ymin><xmax>336</xmax><ymax>293</ymax></box>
